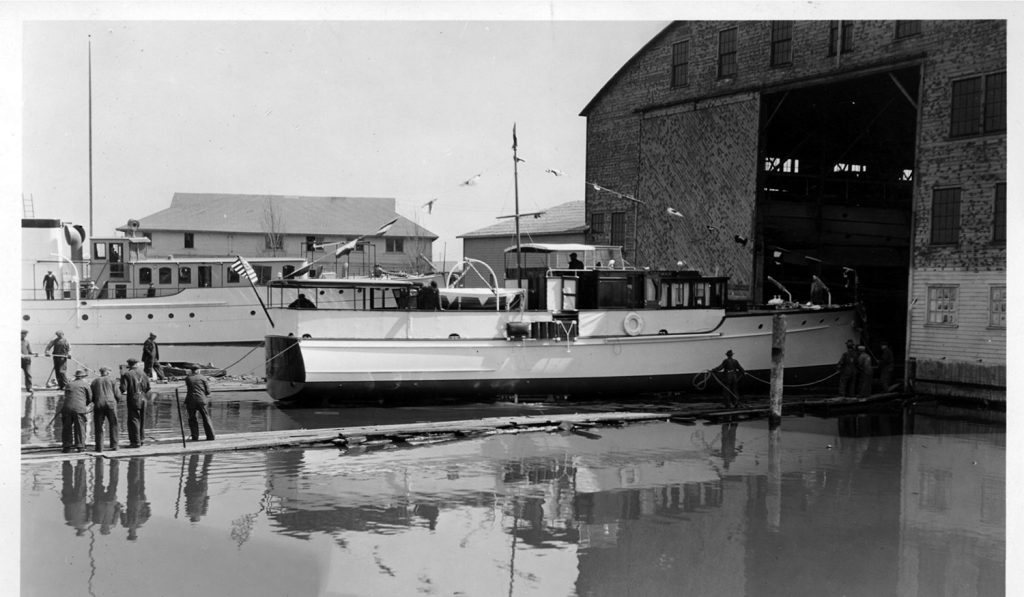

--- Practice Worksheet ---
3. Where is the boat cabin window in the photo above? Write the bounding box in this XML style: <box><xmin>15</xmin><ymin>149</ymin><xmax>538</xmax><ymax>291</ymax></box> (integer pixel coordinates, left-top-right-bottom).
<box><xmin>92</xmin><ymin>242</ymin><xmax>106</xmax><ymax>259</ymax></box>
<box><xmin>282</xmin><ymin>265</ymin><xmax>295</xmax><ymax>278</ymax></box>
<box><xmin>227</xmin><ymin>265</ymin><xmax>269</xmax><ymax>284</ymax></box>
<box><xmin>109</xmin><ymin>243</ymin><xmax>124</xmax><ymax>278</ymax></box>
<box><xmin>198</xmin><ymin>266</ymin><xmax>212</xmax><ymax>288</ymax></box>
<box><xmin>179</xmin><ymin>266</ymin><xmax>192</xmax><ymax>285</ymax></box>
<box><xmin>659</xmin><ymin>278</ymin><xmax>726</xmax><ymax>308</ymax></box>
<box><xmin>139</xmin><ymin>268</ymin><xmax>152</xmax><ymax>285</ymax></box>
<box><xmin>159</xmin><ymin>267</ymin><xmax>173</xmax><ymax>285</ymax></box>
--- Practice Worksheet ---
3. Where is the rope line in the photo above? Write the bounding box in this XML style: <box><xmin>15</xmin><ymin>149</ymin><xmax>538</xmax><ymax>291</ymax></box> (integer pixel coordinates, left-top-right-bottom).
<box><xmin>693</xmin><ymin>368</ymin><xmax>840</xmax><ymax>392</ymax></box>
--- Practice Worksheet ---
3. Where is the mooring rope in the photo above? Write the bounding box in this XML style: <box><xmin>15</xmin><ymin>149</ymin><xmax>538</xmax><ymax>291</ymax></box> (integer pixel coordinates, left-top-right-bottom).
<box><xmin>693</xmin><ymin>368</ymin><xmax>840</xmax><ymax>392</ymax></box>
<box><xmin>232</xmin><ymin>340</ymin><xmax>303</xmax><ymax>377</ymax></box>
<box><xmin>742</xmin><ymin>369</ymin><xmax>840</xmax><ymax>388</ymax></box>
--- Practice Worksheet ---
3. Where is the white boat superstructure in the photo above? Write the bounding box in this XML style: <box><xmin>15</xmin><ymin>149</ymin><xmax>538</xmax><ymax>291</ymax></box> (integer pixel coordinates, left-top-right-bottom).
<box><xmin>264</xmin><ymin>244</ymin><xmax>858</xmax><ymax>402</ymax></box>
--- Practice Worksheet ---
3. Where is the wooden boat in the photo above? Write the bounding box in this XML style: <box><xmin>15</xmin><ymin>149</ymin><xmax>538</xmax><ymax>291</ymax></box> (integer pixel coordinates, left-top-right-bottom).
<box><xmin>264</xmin><ymin>243</ymin><xmax>858</xmax><ymax>402</ymax></box>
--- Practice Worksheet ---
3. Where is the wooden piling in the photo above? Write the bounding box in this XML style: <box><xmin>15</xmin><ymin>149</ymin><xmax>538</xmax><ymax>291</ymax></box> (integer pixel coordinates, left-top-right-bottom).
<box><xmin>769</xmin><ymin>313</ymin><xmax>786</xmax><ymax>426</ymax></box>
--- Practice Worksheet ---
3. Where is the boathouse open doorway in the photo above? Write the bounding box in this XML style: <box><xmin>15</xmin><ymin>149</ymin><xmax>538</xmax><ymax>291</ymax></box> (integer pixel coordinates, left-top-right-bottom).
<box><xmin>755</xmin><ymin>65</ymin><xmax>919</xmax><ymax>361</ymax></box>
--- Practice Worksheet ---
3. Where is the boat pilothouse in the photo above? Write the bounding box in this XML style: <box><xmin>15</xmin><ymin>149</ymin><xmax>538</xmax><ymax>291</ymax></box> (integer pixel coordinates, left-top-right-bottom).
<box><xmin>263</xmin><ymin>242</ymin><xmax>856</xmax><ymax>402</ymax></box>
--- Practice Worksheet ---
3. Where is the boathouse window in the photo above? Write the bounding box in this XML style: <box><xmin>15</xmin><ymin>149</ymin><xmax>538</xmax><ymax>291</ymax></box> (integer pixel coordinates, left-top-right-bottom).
<box><xmin>158</xmin><ymin>267</ymin><xmax>173</xmax><ymax>285</ymax></box>
<box><xmin>828</xmin><ymin>21</ymin><xmax>854</xmax><ymax>56</ymax></box>
<box><xmin>926</xmin><ymin>285</ymin><xmax>958</xmax><ymax>326</ymax></box>
<box><xmin>770</xmin><ymin>22</ymin><xmax>792</xmax><ymax>67</ymax></box>
<box><xmin>718</xmin><ymin>28</ymin><xmax>738</xmax><ymax>78</ymax></box>
<box><xmin>138</xmin><ymin>268</ymin><xmax>152</xmax><ymax>285</ymax></box>
<box><xmin>591</xmin><ymin>213</ymin><xmax>605</xmax><ymax>234</ymax></box>
<box><xmin>671</xmin><ymin>41</ymin><xmax>689</xmax><ymax>86</ymax></box>
<box><xmin>386</xmin><ymin>238</ymin><xmax>404</xmax><ymax>253</ymax></box>
<box><xmin>254</xmin><ymin>265</ymin><xmax>271</xmax><ymax>283</ymax></box>
<box><xmin>306</xmin><ymin>236</ymin><xmax>323</xmax><ymax>252</ymax></box>
<box><xmin>895</xmin><ymin>21</ymin><xmax>921</xmax><ymax>39</ymax></box>
<box><xmin>184</xmin><ymin>232</ymin><xmax>194</xmax><ymax>249</ymax></box>
<box><xmin>993</xmin><ymin>183</ymin><xmax>1006</xmax><ymax>244</ymax></box>
<box><xmin>179</xmin><ymin>266</ymin><xmax>192</xmax><ymax>285</ymax></box>
<box><xmin>950</xmin><ymin>72</ymin><xmax>1006</xmax><ymax>137</ymax></box>
<box><xmin>989</xmin><ymin>286</ymin><xmax>1006</xmax><ymax>328</ymax></box>
<box><xmin>930</xmin><ymin>188</ymin><xmax>960</xmax><ymax>245</ymax></box>
<box><xmin>610</xmin><ymin>212</ymin><xmax>626</xmax><ymax>248</ymax></box>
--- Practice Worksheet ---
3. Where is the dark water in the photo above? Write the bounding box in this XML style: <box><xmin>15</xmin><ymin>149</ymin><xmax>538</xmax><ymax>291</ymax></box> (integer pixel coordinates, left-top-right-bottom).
<box><xmin>21</xmin><ymin>404</ymin><xmax>1004</xmax><ymax>597</ymax></box>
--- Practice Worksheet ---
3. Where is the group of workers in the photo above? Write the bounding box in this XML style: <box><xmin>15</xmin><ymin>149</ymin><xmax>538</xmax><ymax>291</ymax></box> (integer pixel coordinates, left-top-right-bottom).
<box><xmin>21</xmin><ymin>329</ymin><xmax>216</xmax><ymax>453</ymax></box>
<box><xmin>836</xmin><ymin>339</ymin><xmax>895</xmax><ymax>398</ymax></box>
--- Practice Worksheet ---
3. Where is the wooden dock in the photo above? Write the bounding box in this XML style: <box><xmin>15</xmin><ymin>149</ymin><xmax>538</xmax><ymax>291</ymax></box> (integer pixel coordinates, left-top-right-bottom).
<box><xmin>21</xmin><ymin>392</ymin><xmax>908</xmax><ymax>464</ymax></box>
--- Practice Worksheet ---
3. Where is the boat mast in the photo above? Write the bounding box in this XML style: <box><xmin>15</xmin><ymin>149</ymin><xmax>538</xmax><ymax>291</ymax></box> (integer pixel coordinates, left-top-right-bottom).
<box><xmin>512</xmin><ymin>124</ymin><xmax>522</xmax><ymax>283</ymax></box>
<box><xmin>88</xmin><ymin>35</ymin><xmax>94</xmax><ymax>238</ymax></box>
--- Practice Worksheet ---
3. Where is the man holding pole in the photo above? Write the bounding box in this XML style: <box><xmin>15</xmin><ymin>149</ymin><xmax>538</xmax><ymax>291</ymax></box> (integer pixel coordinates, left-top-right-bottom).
<box><xmin>45</xmin><ymin>330</ymin><xmax>71</xmax><ymax>390</ymax></box>
<box><xmin>184</xmin><ymin>365</ymin><xmax>215</xmax><ymax>441</ymax></box>
<box><xmin>60</xmin><ymin>369</ymin><xmax>92</xmax><ymax>453</ymax></box>
<box><xmin>120</xmin><ymin>358</ymin><xmax>150</xmax><ymax>448</ymax></box>
<box><xmin>711</xmin><ymin>349</ymin><xmax>745</xmax><ymax>408</ymax></box>
<box><xmin>90</xmin><ymin>366</ymin><xmax>122</xmax><ymax>452</ymax></box>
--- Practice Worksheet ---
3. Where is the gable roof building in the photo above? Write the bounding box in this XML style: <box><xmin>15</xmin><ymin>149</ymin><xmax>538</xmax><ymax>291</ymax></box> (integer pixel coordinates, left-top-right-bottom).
<box><xmin>458</xmin><ymin>200</ymin><xmax>586</xmax><ymax>286</ymax></box>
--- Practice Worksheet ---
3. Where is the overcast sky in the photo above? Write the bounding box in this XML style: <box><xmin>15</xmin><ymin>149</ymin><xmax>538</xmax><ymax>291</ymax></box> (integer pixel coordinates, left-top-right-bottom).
<box><xmin>18</xmin><ymin>17</ymin><xmax>670</xmax><ymax>260</ymax></box>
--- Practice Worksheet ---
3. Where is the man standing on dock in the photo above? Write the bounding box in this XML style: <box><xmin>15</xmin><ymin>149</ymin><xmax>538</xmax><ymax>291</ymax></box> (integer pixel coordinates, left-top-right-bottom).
<box><xmin>60</xmin><ymin>369</ymin><xmax>92</xmax><ymax>453</ymax></box>
<box><xmin>836</xmin><ymin>339</ymin><xmax>857</xmax><ymax>397</ymax></box>
<box><xmin>711</xmin><ymin>349</ymin><xmax>745</xmax><ymax>408</ymax></box>
<box><xmin>42</xmin><ymin>270</ymin><xmax>58</xmax><ymax>300</ymax></box>
<box><xmin>90</xmin><ymin>366</ymin><xmax>122</xmax><ymax>452</ymax></box>
<box><xmin>21</xmin><ymin>329</ymin><xmax>37</xmax><ymax>395</ymax></box>
<box><xmin>45</xmin><ymin>330</ymin><xmax>71</xmax><ymax>390</ymax></box>
<box><xmin>141</xmin><ymin>333</ymin><xmax>165</xmax><ymax>382</ymax></box>
<box><xmin>877</xmin><ymin>341</ymin><xmax>895</xmax><ymax>392</ymax></box>
<box><xmin>120</xmin><ymin>358</ymin><xmax>150</xmax><ymax>448</ymax></box>
<box><xmin>184</xmin><ymin>364</ymin><xmax>215</xmax><ymax>441</ymax></box>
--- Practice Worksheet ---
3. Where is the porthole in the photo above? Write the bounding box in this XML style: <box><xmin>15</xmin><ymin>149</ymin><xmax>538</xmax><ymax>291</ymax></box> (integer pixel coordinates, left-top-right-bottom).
<box><xmin>147</xmin><ymin>314</ymin><xmax>154</xmax><ymax>319</ymax></box>
<box><xmin>168</xmin><ymin>313</ymin><xmax>174</xmax><ymax>319</ymax></box>
<box><xmin>189</xmin><ymin>313</ymin><xmax>195</xmax><ymax>318</ymax></box>
<box><xmin>250</xmin><ymin>310</ymin><xmax>257</xmax><ymax>316</ymax></box>
<box><xmin>338</xmin><ymin>289</ymin><xmax>345</xmax><ymax>295</ymax></box>
<box><xmin>757</xmin><ymin>324</ymin><xmax>764</xmax><ymax>329</ymax></box>
<box><xmin>125</xmin><ymin>314</ymin><xmax>133</xmax><ymax>320</ymax></box>
<box><xmin>448</xmin><ymin>333</ymin><xmax>460</xmax><ymax>340</ymax></box>
<box><xmin>801</xmin><ymin>320</ymin><xmax>806</xmax><ymax>326</ymax></box>
<box><xmin>658</xmin><ymin>329</ymin><xmax>668</xmax><ymax>335</ymax></box>
<box><xmin>301</xmin><ymin>334</ymin><xmax>312</xmax><ymax>339</ymax></box>
<box><xmin>22</xmin><ymin>315</ymin><xmax>29</xmax><ymax>321</ymax></box>
<box><xmin>819</xmin><ymin>318</ymin><xmax>825</xmax><ymax>324</ymax></box>
<box><xmin>81</xmin><ymin>314</ymin><xmax>89</xmax><ymax>321</ymax></box>
<box><xmin>319</xmin><ymin>290</ymin><xmax>326</xmax><ymax>296</ymax></box>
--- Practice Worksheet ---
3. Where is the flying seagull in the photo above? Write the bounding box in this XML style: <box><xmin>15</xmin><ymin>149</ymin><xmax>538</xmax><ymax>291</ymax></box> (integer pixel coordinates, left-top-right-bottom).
<box><xmin>545</xmin><ymin>168</ymin><xmax>564</xmax><ymax>177</ymax></box>
<box><xmin>460</xmin><ymin>174</ymin><xmax>481</xmax><ymax>187</ymax></box>
<box><xmin>666</xmin><ymin>207</ymin><xmax>685</xmax><ymax>218</ymax></box>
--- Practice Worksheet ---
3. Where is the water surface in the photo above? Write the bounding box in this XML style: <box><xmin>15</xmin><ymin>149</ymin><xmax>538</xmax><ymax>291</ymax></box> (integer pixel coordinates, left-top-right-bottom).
<box><xmin>21</xmin><ymin>407</ymin><xmax>1004</xmax><ymax>596</ymax></box>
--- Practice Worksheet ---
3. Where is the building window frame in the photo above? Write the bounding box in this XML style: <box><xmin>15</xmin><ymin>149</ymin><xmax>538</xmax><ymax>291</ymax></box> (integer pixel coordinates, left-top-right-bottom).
<box><xmin>265</xmin><ymin>233</ymin><xmax>284</xmax><ymax>251</ymax></box>
<box><xmin>386</xmin><ymin>238</ymin><xmax>404</xmax><ymax>253</ymax></box>
<box><xmin>306</xmin><ymin>235</ymin><xmax>324</xmax><ymax>252</ymax></box>
<box><xmin>184</xmin><ymin>232</ymin><xmax>194</xmax><ymax>249</ymax></box>
<box><xmin>610</xmin><ymin>212</ymin><xmax>626</xmax><ymax>248</ymax></box>
<box><xmin>993</xmin><ymin>182</ymin><xmax>1006</xmax><ymax>244</ymax></box>
<box><xmin>591</xmin><ymin>213</ymin><xmax>605</xmax><ymax>234</ymax></box>
<box><xmin>950</xmin><ymin>72</ymin><xmax>1006</xmax><ymax>138</ymax></box>
<box><xmin>717</xmin><ymin>28</ymin><xmax>738</xmax><ymax>79</ymax></box>
<box><xmin>827</xmin><ymin>21</ymin><xmax>854</xmax><ymax>56</ymax></box>
<box><xmin>770</xmin><ymin>21</ymin><xmax>793</xmax><ymax>67</ymax></box>
<box><xmin>926</xmin><ymin>285</ymin><xmax>958</xmax><ymax>327</ymax></box>
<box><xmin>989</xmin><ymin>286</ymin><xmax>1006</xmax><ymax>329</ymax></box>
<box><xmin>930</xmin><ymin>187</ymin><xmax>960</xmax><ymax>246</ymax></box>
<box><xmin>895</xmin><ymin>21</ymin><xmax>921</xmax><ymax>39</ymax></box>
<box><xmin>671</xmin><ymin>40</ymin><xmax>689</xmax><ymax>87</ymax></box>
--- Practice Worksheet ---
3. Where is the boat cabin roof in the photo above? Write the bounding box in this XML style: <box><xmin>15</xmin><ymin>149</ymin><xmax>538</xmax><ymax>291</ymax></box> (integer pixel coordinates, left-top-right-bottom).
<box><xmin>269</xmin><ymin>277</ymin><xmax>417</xmax><ymax>289</ymax></box>
<box><xmin>504</xmin><ymin>242</ymin><xmax>607</xmax><ymax>254</ymax></box>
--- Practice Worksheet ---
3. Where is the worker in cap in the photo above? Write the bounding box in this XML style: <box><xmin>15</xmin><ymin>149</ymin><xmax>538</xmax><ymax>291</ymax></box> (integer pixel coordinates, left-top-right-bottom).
<box><xmin>855</xmin><ymin>344</ymin><xmax>874</xmax><ymax>397</ymax></box>
<box><xmin>141</xmin><ymin>332</ymin><xmax>165</xmax><ymax>382</ymax></box>
<box><xmin>184</xmin><ymin>364</ymin><xmax>215</xmax><ymax>441</ymax></box>
<box><xmin>90</xmin><ymin>366</ymin><xmax>123</xmax><ymax>451</ymax></box>
<box><xmin>45</xmin><ymin>330</ymin><xmax>71</xmax><ymax>389</ymax></box>
<box><xmin>120</xmin><ymin>357</ymin><xmax>150</xmax><ymax>448</ymax></box>
<box><xmin>711</xmin><ymin>349</ymin><xmax>745</xmax><ymax>408</ymax></box>
<box><xmin>21</xmin><ymin>329</ymin><xmax>38</xmax><ymax>394</ymax></box>
<box><xmin>836</xmin><ymin>339</ymin><xmax>858</xmax><ymax>397</ymax></box>
<box><xmin>60</xmin><ymin>369</ymin><xmax>92</xmax><ymax>453</ymax></box>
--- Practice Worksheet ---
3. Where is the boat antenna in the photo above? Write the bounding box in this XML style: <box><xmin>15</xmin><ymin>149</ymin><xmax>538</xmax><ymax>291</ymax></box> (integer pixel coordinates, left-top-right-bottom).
<box><xmin>512</xmin><ymin>123</ymin><xmax>522</xmax><ymax>286</ymax></box>
<box><xmin>88</xmin><ymin>35</ymin><xmax>94</xmax><ymax>238</ymax></box>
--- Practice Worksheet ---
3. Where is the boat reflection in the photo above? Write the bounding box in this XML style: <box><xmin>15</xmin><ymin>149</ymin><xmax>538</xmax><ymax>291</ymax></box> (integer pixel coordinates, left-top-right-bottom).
<box><xmin>24</xmin><ymin>409</ymin><xmax>1004</xmax><ymax>597</ymax></box>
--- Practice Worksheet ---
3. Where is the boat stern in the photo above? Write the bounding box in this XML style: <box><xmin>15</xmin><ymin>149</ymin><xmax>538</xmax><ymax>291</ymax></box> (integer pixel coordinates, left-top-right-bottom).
<box><xmin>265</xmin><ymin>335</ymin><xmax>306</xmax><ymax>400</ymax></box>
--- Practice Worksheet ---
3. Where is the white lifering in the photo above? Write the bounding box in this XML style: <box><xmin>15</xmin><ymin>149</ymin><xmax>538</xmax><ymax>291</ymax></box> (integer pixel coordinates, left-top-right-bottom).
<box><xmin>623</xmin><ymin>312</ymin><xmax>644</xmax><ymax>336</ymax></box>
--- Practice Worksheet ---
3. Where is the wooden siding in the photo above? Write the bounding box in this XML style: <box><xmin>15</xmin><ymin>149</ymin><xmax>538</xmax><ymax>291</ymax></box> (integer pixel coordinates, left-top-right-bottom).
<box><xmin>144</xmin><ymin>231</ymin><xmax>433</xmax><ymax>274</ymax></box>
<box><xmin>908</xmin><ymin>270</ymin><xmax>1005</xmax><ymax>365</ymax></box>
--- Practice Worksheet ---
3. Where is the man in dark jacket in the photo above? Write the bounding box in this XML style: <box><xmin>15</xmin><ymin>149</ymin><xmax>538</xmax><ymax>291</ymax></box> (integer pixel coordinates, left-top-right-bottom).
<box><xmin>21</xmin><ymin>329</ymin><xmax>37</xmax><ymax>394</ymax></box>
<box><xmin>184</xmin><ymin>364</ymin><xmax>215</xmax><ymax>441</ymax></box>
<box><xmin>711</xmin><ymin>349</ymin><xmax>745</xmax><ymax>408</ymax></box>
<box><xmin>120</xmin><ymin>358</ymin><xmax>151</xmax><ymax>448</ymax></box>
<box><xmin>45</xmin><ymin>330</ymin><xmax>71</xmax><ymax>389</ymax></box>
<box><xmin>61</xmin><ymin>369</ymin><xmax>92</xmax><ymax>453</ymax></box>
<box><xmin>836</xmin><ymin>340</ymin><xmax>857</xmax><ymax>397</ymax></box>
<box><xmin>43</xmin><ymin>270</ymin><xmax>58</xmax><ymax>300</ymax></box>
<box><xmin>90</xmin><ymin>366</ymin><xmax>122</xmax><ymax>451</ymax></box>
<box><xmin>141</xmin><ymin>333</ymin><xmax>165</xmax><ymax>382</ymax></box>
<box><xmin>877</xmin><ymin>341</ymin><xmax>895</xmax><ymax>392</ymax></box>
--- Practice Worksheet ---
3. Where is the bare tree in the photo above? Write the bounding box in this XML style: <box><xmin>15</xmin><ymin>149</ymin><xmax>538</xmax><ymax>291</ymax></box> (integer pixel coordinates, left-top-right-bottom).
<box><xmin>262</xmin><ymin>199</ymin><xmax>285</xmax><ymax>256</ymax></box>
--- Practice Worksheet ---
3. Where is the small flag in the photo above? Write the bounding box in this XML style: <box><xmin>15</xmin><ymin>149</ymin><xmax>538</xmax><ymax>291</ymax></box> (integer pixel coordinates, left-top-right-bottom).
<box><xmin>335</xmin><ymin>238</ymin><xmax>359</xmax><ymax>258</ymax></box>
<box><xmin>372</xmin><ymin>217</ymin><xmax>399</xmax><ymax>237</ymax></box>
<box><xmin>230</xmin><ymin>256</ymin><xmax>258</xmax><ymax>284</ymax></box>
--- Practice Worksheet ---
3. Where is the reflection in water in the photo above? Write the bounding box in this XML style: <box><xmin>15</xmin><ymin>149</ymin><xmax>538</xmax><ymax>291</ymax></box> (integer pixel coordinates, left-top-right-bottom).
<box><xmin>23</xmin><ymin>408</ymin><xmax>1005</xmax><ymax>597</ymax></box>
